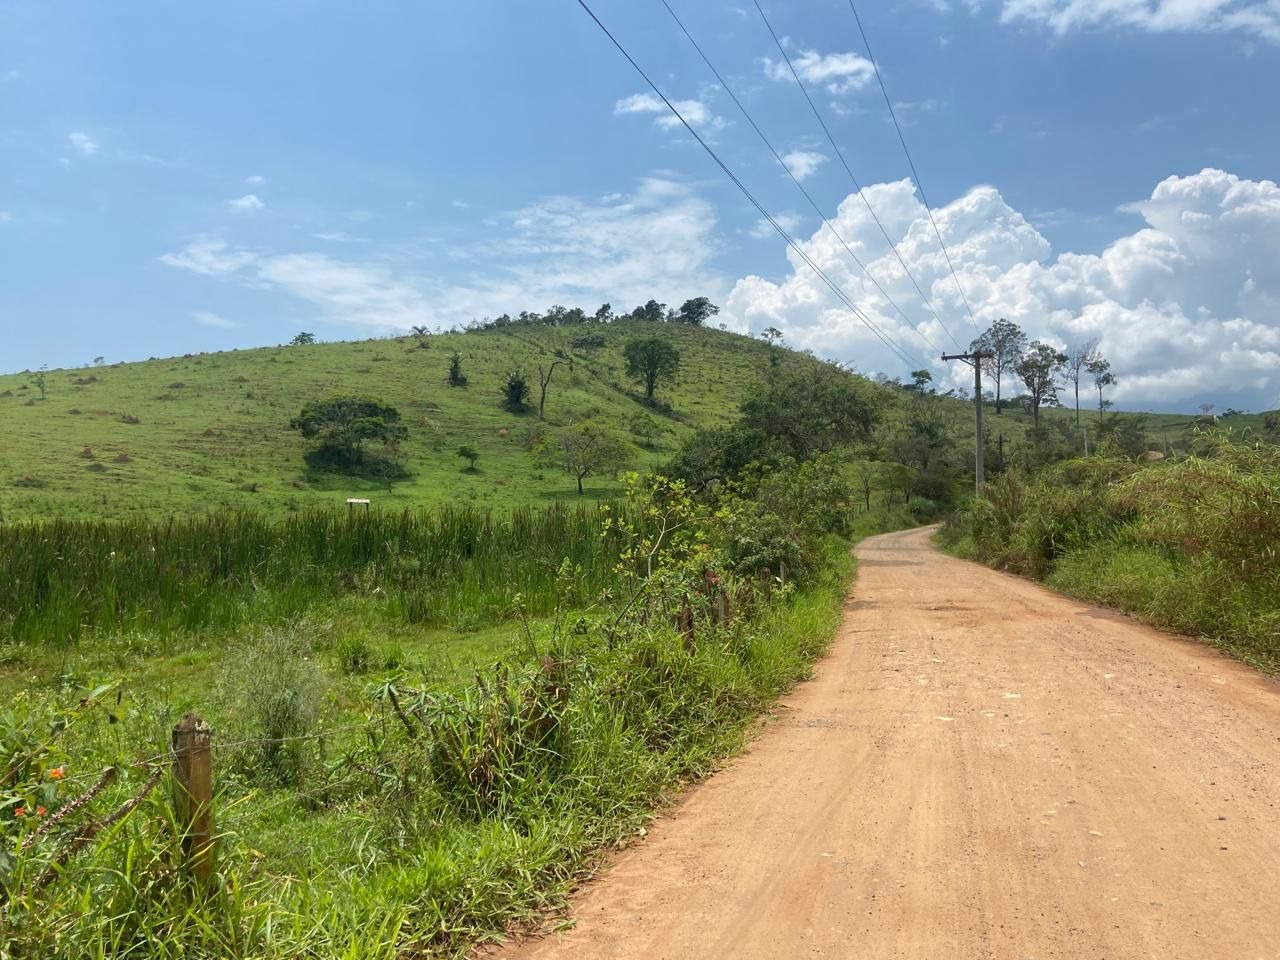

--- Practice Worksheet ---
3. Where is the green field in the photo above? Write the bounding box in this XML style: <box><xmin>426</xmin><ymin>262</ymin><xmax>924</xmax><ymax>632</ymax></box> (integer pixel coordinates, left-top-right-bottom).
<box><xmin>0</xmin><ymin>322</ymin><xmax>786</xmax><ymax>521</ymax></box>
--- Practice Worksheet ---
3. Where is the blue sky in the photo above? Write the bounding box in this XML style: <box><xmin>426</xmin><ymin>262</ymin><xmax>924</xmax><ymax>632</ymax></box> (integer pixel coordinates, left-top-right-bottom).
<box><xmin>3</xmin><ymin>1</ymin><xmax>1279</xmax><ymax>409</ymax></box>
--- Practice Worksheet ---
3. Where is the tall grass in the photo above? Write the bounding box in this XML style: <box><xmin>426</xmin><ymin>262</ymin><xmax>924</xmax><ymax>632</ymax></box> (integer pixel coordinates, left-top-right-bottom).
<box><xmin>1</xmin><ymin>504</ymin><xmax>629</xmax><ymax>645</ymax></box>
<box><xmin>942</xmin><ymin>434</ymin><xmax>1280</xmax><ymax>671</ymax></box>
<box><xmin>2</xmin><ymin>537</ymin><xmax>858</xmax><ymax>959</ymax></box>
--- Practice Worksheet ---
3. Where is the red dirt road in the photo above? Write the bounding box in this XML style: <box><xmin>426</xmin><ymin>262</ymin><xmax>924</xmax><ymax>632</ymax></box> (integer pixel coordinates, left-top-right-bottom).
<box><xmin>489</xmin><ymin>526</ymin><xmax>1280</xmax><ymax>960</ymax></box>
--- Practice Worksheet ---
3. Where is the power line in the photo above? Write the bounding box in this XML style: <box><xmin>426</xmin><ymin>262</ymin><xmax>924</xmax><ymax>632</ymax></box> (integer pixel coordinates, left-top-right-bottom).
<box><xmin>752</xmin><ymin>0</ymin><xmax>963</xmax><ymax>351</ymax></box>
<box><xmin>658</xmin><ymin>0</ymin><xmax>938</xmax><ymax>357</ymax></box>
<box><xmin>574</xmin><ymin>0</ymin><xmax>928</xmax><ymax>370</ymax></box>
<box><xmin>845</xmin><ymin>0</ymin><xmax>981</xmax><ymax>335</ymax></box>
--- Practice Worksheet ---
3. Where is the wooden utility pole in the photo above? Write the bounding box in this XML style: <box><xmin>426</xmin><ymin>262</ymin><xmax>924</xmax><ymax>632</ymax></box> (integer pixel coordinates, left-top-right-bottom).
<box><xmin>942</xmin><ymin>350</ymin><xmax>994</xmax><ymax>494</ymax></box>
<box><xmin>1083</xmin><ymin>426</ymin><xmax>1090</xmax><ymax>456</ymax></box>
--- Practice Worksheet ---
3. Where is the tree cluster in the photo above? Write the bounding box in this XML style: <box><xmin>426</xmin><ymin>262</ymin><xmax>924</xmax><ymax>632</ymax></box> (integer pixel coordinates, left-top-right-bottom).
<box><xmin>969</xmin><ymin>319</ymin><xmax>1116</xmax><ymax>426</ymax></box>
<box><xmin>467</xmin><ymin>297</ymin><xmax>719</xmax><ymax>331</ymax></box>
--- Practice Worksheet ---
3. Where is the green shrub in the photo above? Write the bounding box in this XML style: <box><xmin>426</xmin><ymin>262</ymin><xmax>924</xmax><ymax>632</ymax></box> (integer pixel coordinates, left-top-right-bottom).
<box><xmin>219</xmin><ymin>626</ymin><xmax>328</xmax><ymax>785</ymax></box>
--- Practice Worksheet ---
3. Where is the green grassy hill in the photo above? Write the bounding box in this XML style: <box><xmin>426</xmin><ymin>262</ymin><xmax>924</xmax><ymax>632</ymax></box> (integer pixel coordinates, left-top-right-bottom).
<box><xmin>0</xmin><ymin>322</ymin><xmax>798</xmax><ymax>520</ymax></box>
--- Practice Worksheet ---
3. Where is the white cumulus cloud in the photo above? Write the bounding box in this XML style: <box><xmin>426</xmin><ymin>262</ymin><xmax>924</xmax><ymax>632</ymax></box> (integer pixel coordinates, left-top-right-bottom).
<box><xmin>614</xmin><ymin>92</ymin><xmax>725</xmax><ymax>132</ymax></box>
<box><xmin>780</xmin><ymin>149</ymin><xmax>828</xmax><ymax>182</ymax></box>
<box><xmin>228</xmin><ymin>194</ymin><xmax>264</xmax><ymax>212</ymax></box>
<box><xmin>722</xmin><ymin>168</ymin><xmax>1280</xmax><ymax>410</ymax></box>
<box><xmin>762</xmin><ymin>49</ymin><xmax>876</xmax><ymax>94</ymax></box>
<box><xmin>69</xmin><ymin>132</ymin><xmax>98</xmax><ymax>157</ymax></box>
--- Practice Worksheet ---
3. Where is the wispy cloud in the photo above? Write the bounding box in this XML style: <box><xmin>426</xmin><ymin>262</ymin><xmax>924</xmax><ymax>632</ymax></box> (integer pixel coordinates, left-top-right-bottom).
<box><xmin>749</xmin><ymin>212</ymin><xmax>803</xmax><ymax>239</ymax></box>
<box><xmin>159</xmin><ymin>237</ymin><xmax>257</xmax><ymax>277</ymax></box>
<box><xmin>69</xmin><ymin>132</ymin><xmax>99</xmax><ymax>157</ymax></box>
<box><xmin>614</xmin><ymin>92</ymin><xmax>726</xmax><ymax>132</ymax></box>
<box><xmin>451</xmin><ymin>200</ymin><xmax>471</xmax><ymax>210</ymax></box>
<box><xmin>780</xmin><ymin>149</ymin><xmax>828</xmax><ymax>182</ymax></box>
<box><xmin>228</xmin><ymin>194</ymin><xmax>264</xmax><ymax>212</ymax></box>
<box><xmin>246</xmin><ymin>175</ymin><xmax>265</xmax><ymax>185</ymax></box>
<box><xmin>762</xmin><ymin>49</ymin><xmax>875</xmax><ymax>94</ymax></box>
<box><xmin>312</xmin><ymin>231</ymin><xmax>369</xmax><ymax>243</ymax></box>
<box><xmin>1000</xmin><ymin>0</ymin><xmax>1280</xmax><ymax>45</ymax></box>
<box><xmin>0</xmin><ymin>210</ymin><xmax>13</xmax><ymax>223</ymax></box>
<box><xmin>192</xmin><ymin>311</ymin><xmax>240</xmax><ymax>329</ymax></box>
<box><xmin>161</xmin><ymin>177</ymin><xmax>724</xmax><ymax>333</ymax></box>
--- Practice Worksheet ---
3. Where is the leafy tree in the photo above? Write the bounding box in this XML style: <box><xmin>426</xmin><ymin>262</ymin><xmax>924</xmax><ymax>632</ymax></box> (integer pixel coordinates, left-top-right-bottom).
<box><xmin>631</xmin><ymin>299</ymin><xmax>666</xmax><ymax>323</ymax></box>
<box><xmin>457</xmin><ymin>445</ymin><xmax>479</xmax><ymax>472</ymax></box>
<box><xmin>1064</xmin><ymin>338</ymin><xmax>1099</xmax><ymax>425</ymax></box>
<box><xmin>1015</xmin><ymin>341</ymin><xmax>1067</xmax><ymax>427</ymax></box>
<box><xmin>906</xmin><ymin>369</ymin><xmax>934</xmax><ymax>397</ymax></box>
<box><xmin>543</xmin><ymin>305</ymin><xmax>568</xmax><ymax>326</ymax></box>
<box><xmin>629</xmin><ymin>412</ymin><xmax>661</xmax><ymax>448</ymax></box>
<box><xmin>538</xmin><ymin>422</ymin><xmax>630</xmax><ymax>494</ymax></box>
<box><xmin>447</xmin><ymin>352</ymin><xmax>468</xmax><ymax>387</ymax></box>
<box><xmin>32</xmin><ymin>367</ymin><xmax>47</xmax><ymax>401</ymax></box>
<box><xmin>970</xmin><ymin>318</ymin><xmax>1027</xmax><ymax>414</ymax></box>
<box><xmin>501</xmin><ymin>369</ymin><xmax>530</xmax><ymax>411</ymax></box>
<box><xmin>740</xmin><ymin>363</ymin><xmax>880</xmax><ymax>461</ymax></box>
<box><xmin>410</xmin><ymin>325</ymin><xmax>430</xmax><ymax>338</ymax></box>
<box><xmin>623</xmin><ymin>338</ymin><xmax>681</xmax><ymax>402</ymax></box>
<box><xmin>290</xmin><ymin>395</ymin><xmax>407</xmax><ymax>470</ymax></box>
<box><xmin>761</xmin><ymin>327</ymin><xmax>784</xmax><ymax>344</ymax></box>
<box><xmin>1096</xmin><ymin>414</ymin><xmax>1150</xmax><ymax>459</ymax></box>
<box><xmin>1263</xmin><ymin>412</ymin><xmax>1280</xmax><ymax>443</ymax></box>
<box><xmin>593</xmin><ymin>302</ymin><xmax>614</xmax><ymax>324</ymax></box>
<box><xmin>676</xmin><ymin>296</ymin><xmax>719</xmax><ymax>325</ymax></box>
<box><xmin>290</xmin><ymin>332</ymin><xmax>317</xmax><ymax>346</ymax></box>
<box><xmin>536</xmin><ymin>352</ymin><xmax>571</xmax><ymax>419</ymax></box>
<box><xmin>1086</xmin><ymin>355</ymin><xmax>1116</xmax><ymax>423</ymax></box>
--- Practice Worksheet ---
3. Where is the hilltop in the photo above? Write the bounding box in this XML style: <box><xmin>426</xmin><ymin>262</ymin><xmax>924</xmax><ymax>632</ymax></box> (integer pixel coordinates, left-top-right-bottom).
<box><xmin>0</xmin><ymin>321</ymin><xmax>822</xmax><ymax>520</ymax></box>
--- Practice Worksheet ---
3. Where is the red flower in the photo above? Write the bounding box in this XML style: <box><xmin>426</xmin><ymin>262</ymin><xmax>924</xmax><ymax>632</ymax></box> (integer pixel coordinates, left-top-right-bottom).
<box><xmin>14</xmin><ymin>807</ymin><xmax>25</xmax><ymax>818</ymax></box>
<box><xmin>36</xmin><ymin>806</ymin><xmax>47</xmax><ymax>817</ymax></box>
<box><xmin>49</xmin><ymin>767</ymin><xmax>65</xmax><ymax>780</ymax></box>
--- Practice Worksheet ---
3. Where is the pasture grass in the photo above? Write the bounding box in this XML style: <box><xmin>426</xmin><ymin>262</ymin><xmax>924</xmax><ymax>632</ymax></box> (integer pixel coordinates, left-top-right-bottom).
<box><xmin>0</xmin><ymin>322</ymin><xmax>782</xmax><ymax>522</ymax></box>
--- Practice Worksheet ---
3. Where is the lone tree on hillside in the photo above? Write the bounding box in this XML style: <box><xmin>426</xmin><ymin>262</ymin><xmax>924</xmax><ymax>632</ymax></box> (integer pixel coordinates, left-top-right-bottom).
<box><xmin>623</xmin><ymin>337</ymin><xmax>681</xmax><ymax>402</ymax></box>
<box><xmin>536</xmin><ymin>351</ymin><xmax>572</xmax><ymax>419</ymax></box>
<box><xmin>675</xmin><ymin>297</ymin><xmax>720</xmax><ymax>326</ymax></box>
<box><xmin>1086</xmin><ymin>355</ymin><xmax>1116</xmax><ymax>423</ymax></box>
<box><xmin>970</xmin><ymin>318</ymin><xmax>1027</xmax><ymax>414</ymax></box>
<box><xmin>761</xmin><ymin>326</ymin><xmax>784</xmax><ymax>344</ymax></box>
<box><xmin>1064</xmin><ymin>338</ymin><xmax>1100</xmax><ymax>425</ymax></box>
<box><xmin>290</xmin><ymin>395</ymin><xmax>407</xmax><ymax>471</ymax></box>
<box><xmin>457</xmin><ymin>445</ymin><xmax>480</xmax><ymax>472</ymax></box>
<box><xmin>447</xmin><ymin>352</ymin><xmax>468</xmax><ymax>387</ymax></box>
<box><xmin>538</xmin><ymin>422</ymin><xmax>630</xmax><ymax>494</ymax></box>
<box><xmin>290</xmin><ymin>332</ymin><xmax>317</xmax><ymax>346</ymax></box>
<box><xmin>501</xmin><ymin>369</ymin><xmax>530</xmax><ymax>411</ymax></box>
<box><xmin>1015</xmin><ymin>341</ymin><xmax>1067</xmax><ymax>426</ymax></box>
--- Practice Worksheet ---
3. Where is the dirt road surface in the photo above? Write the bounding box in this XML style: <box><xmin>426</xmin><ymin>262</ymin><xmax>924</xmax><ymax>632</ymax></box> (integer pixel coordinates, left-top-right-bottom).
<box><xmin>489</xmin><ymin>526</ymin><xmax>1280</xmax><ymax>960</ymax></box>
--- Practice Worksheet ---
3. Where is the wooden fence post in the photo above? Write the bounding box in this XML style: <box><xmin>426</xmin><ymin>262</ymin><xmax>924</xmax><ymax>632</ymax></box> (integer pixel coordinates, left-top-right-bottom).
<box><xmin>677</xmin><ymin>601</ymin><xmax>695</xmax><ymax>651</ymax></box>
<box><xmin>778</xmin><ymin>561</ymin><xmax>789</xmax><ymax>588</ymax></box>
<box><xmin>758</xmin><ymin>566</ymin><xmax>774</xmax><ymax>600</ymax></box>
<box><xmin>172</xmin><ymin>713</ymin><xmax>214</xmax><ymax>884</ymax></box>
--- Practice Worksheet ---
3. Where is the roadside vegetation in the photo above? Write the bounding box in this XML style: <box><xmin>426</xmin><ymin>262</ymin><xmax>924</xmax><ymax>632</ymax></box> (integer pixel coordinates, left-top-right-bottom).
<box><xmin>939</xmin><ymin>432</ymin><xmax>1280</xmax><ymax>673</ymax></box>
<box><xmin>0</xmin><ymin>307</ymin><xmax>955</xmax><ymax>957</ymax></box>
